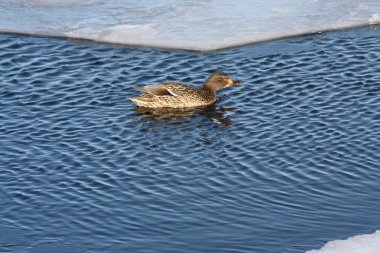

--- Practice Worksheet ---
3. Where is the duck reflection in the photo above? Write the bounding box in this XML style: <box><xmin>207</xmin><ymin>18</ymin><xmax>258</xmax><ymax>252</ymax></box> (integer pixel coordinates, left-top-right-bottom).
<box><xmin>133</xmin><ymin>104</ymin><xmax>234</xmax><ymax>127</ymax></box>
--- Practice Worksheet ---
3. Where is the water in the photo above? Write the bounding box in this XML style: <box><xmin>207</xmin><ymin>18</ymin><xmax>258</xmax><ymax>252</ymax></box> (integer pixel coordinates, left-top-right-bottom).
<box><xmin>1</xmin><ymin>0</ymin><xmax>380</xmax><ymax>50</ymax></box>
<box><xmin>1</xmin><ymin>27</ymin><xmax>380</xmax><ymax>253</ymax></box>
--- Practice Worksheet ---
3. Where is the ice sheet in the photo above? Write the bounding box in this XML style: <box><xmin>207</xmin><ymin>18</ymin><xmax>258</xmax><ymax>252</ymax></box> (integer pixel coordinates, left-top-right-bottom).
<box><xmin>306</xmin><ymin>231</ymin><xmax>380</xmax><ymax>253</ymax></box>
<box><xmin>1</xmin><ymin>0</ymin><xmax>379</xmax><ymax>50</ymax></box>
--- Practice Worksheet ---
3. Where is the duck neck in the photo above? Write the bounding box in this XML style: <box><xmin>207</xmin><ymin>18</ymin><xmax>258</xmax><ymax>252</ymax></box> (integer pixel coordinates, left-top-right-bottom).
<box><xmin>202</xmin><ymin>81</ymin><xmax>217</xmax><ymax>94</ymax></box>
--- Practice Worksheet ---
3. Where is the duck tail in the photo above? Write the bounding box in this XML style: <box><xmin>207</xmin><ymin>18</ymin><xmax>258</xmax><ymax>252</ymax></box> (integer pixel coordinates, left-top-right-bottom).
<box><xmin>129</xmin><ymin>97</ymin><xmax>151</xmax><ymax>107</ymax></box>
<box><xmin>129</xmin><ymin>97</ymin><xmax>140</xmax><ymax>105</ymax></box>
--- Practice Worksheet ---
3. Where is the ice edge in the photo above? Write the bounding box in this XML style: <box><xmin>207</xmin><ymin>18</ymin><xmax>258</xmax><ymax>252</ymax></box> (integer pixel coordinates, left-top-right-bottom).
<box><xmin>1</xmin><ymin>21</ymin><xmax>378</xmax><ymax>52</ymax></box>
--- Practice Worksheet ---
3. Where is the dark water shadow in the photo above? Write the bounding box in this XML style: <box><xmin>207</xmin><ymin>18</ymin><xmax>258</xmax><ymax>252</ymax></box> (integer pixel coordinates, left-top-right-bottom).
<box><xmin>132</xmin><ymin>104</ymin><xmax>234</xmax><ymax>127</ymax></box>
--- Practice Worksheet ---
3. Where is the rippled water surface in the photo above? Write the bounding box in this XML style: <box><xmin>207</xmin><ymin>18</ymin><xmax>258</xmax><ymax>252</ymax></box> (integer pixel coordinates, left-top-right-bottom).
<box><xmin>1</xmin><ymin>27</ymin><xmax>380</xmax><ymax>253</ymax></box>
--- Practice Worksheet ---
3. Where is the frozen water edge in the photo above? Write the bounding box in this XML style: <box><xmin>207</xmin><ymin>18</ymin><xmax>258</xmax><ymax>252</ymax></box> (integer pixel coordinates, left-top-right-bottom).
<box><xmin>306</xmin><ymin>230</ymin><xmax>380</xmax><ymax>253</ymax></box>
<box><xmin>0</xmin><ymin>21</ymin><xmax>375</xmax><ymax>52</ymax></box>
<box><xmin>1</xmin><ymin>0</ymin><xmax>379</xmax><ymax>51</ymax></box>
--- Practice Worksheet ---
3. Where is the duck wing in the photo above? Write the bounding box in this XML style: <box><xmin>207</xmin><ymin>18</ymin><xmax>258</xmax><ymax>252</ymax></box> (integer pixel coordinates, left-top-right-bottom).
<box><xmin>138</xmin><ymin>83</ymin><xmax>171</xmax><ymax>96</ymax></box>
<box><xmin>163</xmin><ymin>82</ymin><xmax>198</xmax><ymax>96</ymax></box>
<box><xmin>139</xmin><ymin>82</ymin><xmax>197</xmax><ymax>97</ymax></box>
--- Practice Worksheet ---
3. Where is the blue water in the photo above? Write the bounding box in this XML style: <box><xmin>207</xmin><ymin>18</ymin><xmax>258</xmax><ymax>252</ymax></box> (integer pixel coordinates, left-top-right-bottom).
<box><xmin>1</xmin><ymin>27</ymin><xmax>380</xmax><ymax>253</ymax></box>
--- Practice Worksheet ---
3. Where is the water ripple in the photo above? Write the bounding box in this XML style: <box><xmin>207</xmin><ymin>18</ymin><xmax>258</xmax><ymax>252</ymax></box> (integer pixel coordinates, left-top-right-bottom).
<box><xmin>1</xmin><ymin>27</ymin><xmax>380</xmax><ymax>253</ymax></box>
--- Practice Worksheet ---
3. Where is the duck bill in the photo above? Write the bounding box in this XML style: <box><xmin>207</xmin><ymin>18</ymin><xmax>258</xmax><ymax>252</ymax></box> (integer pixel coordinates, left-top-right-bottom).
<box><xmin>232</xmin><ymin>80</ymin><xmax>242</xmax><ymax>86</ymax></box>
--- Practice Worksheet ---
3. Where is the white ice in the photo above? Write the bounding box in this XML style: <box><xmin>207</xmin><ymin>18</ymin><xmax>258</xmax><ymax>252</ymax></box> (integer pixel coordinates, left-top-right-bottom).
<box><xmin>1</xmin><ymin>0</ymin><xmax>379</xmax><ymax>50</ymax></box>
<box><xmin>306</xmin><ymin>230</ymin><xmax>380</xmax><ymax>253</ymax></box>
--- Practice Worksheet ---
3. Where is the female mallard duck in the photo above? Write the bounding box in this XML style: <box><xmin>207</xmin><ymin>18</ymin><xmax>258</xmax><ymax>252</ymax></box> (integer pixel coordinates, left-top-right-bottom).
<box><xmin>129</xmin><ymin>71</ymin><xmax>241</xmax><ymax>108</ymax></box>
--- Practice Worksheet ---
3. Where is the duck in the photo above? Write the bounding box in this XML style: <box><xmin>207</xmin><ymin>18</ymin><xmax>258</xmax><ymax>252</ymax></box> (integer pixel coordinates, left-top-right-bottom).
<box><xmin>129</xmin><ymin>71</ymin><xmax>241</xmax><ymax>108</ymax></box>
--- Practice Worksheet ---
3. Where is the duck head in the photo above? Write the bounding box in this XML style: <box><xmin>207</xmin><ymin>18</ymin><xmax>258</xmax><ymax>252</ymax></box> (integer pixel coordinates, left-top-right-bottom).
<box><xmin>204</xmin><ymin>71</ymin><xmax>241</xmax><ymax>91</ymax></box>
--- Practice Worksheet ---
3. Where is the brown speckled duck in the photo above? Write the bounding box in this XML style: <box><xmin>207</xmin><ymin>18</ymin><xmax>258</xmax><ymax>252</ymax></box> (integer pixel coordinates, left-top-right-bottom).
<box><xmin>129</xmin><ymin>71</ymin><xmax>241</xmax><ymax>108</ymax></box>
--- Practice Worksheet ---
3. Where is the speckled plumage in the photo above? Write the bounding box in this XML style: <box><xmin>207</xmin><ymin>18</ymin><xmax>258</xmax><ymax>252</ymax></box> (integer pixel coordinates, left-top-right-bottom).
<box><xmin>129</xmin><ymin>72</ymin><xmax>241</xmax><ymax>108</ymax></box>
